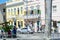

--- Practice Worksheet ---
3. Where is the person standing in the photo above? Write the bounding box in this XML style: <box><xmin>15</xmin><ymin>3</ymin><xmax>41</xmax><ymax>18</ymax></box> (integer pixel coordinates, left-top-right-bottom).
<box><xmin>1</xmin><ymin>29</ymin><xmax>4</xmax><ymax>38</ymax></box>
<box><xmin>8</xmin><ymin>29</ymin><xmax>11</xmax><ymax>38</ymax></box>
<box><xmin>12</xmin><ymin>26</ymin><xmax>17</xmax><ymax>38</ymax></box>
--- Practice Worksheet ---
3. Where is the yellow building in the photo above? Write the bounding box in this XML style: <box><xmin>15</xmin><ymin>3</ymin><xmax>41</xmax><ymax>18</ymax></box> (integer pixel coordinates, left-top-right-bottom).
<box><xmin>6</xmin><ymin>0</ymin><xmax>25</xmax><ymax>28</ymax></box>
<box><xmin>6</xmin><ymin>0</ymin><xmax>42</xmax><ymax>32</ymax></box>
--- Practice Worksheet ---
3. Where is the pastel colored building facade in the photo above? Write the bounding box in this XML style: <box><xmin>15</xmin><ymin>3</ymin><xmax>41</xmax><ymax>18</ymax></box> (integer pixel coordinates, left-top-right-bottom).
<box><xmin>6</xmin><ymin>0</ymin><xmax>45</xmax><ymax>32</ymax></box>
<box><xmin>6</xmin><ymin>0</ymin><xmax>24</xmax><ymax>28</ymax></box>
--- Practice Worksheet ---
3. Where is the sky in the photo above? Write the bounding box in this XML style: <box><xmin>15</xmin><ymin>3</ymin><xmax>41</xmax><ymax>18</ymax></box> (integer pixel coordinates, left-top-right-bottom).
<box><xmin>0</xmin><ymin>0</ymin><xmax>8</xmax><ymax>4</ymax></box>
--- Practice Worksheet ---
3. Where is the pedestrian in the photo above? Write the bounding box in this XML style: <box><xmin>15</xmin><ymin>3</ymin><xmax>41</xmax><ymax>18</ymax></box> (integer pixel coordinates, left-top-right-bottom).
<box><xmin>1</xmin><ymin>29</ymin><xmax>4</xmax><ymax>38</ymax></box>
<box><xmin>40</xmin><ymin>27</ymin><xmax>42</xmax><ymax>32</ymax></box>
<box><xmin>8</xmin><ymin>29</ymin><xmax>11</xmax><ymax>38</ymax></box>
<box><xmin>37</xmin><ymin>26</ymin><xmax>39</xmax><ymax>32</ymax></box>
<box><xmin>12</xmin><ymin>26</ymin><xmax>17</xmax><ymax>38</ymax></box>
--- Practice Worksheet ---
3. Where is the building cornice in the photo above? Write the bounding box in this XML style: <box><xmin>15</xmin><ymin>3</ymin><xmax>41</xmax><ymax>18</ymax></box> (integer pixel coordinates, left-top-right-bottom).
<box><xmin>6</xmin><ymin>1</ymin><xmax>24</xmax><ymax>7</ymax></box>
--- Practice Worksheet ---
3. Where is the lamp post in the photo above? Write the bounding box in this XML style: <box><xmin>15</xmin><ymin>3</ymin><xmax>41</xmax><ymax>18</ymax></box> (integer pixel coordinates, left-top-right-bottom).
<box><xmin>45</xmin><ymin>0</ymin><xmax>52</xmax><ymax>39</ymax></box>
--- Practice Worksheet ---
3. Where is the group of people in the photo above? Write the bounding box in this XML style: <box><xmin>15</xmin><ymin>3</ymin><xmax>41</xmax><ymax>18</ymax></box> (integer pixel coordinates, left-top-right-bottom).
<box><xmin>1</xmin><ymin>26</ymin><xmax>17</xmax><ymax>38</ymax></box>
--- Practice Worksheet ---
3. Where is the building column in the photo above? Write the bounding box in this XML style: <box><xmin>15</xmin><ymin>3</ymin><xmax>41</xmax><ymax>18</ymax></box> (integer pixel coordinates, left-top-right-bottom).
<box><xmin>13</xmin><ymin>21</ymin><xmax>14</xmax><ymax>26</ymax></box>
<box><xmin>9</xmin><ymin>20</ymin><xmax>12</xmax><ymax>25</ymax></box>
<box><xmin>10</xmin><ymin>21</ymin><xmax>11</xmax><ymax>25</ymax></box>
<box><xmin>34</xmin><ymin>22</ymin><xmax>37</xmax><ymax>32</ymax></box>
<box><xmin>16</xmin><ymin>20</ymin><xmax>18</xmax><ymax>28</ymax></box>
<box><xmin>23</xmin><ymin>21</ymin><xmax>25</xmax><ymax>28</ymax></box>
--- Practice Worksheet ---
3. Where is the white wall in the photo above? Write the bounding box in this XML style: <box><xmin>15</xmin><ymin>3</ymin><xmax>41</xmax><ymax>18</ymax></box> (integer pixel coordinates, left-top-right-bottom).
<box><xmin>40</xmin><ymin>0</ymin><xmax>45</xmax><ymax>25</ymax></box>
<box><xmin>52</xmin><ymin>0</ymin><xmax>60</xmax><ymax>21</ymax></box>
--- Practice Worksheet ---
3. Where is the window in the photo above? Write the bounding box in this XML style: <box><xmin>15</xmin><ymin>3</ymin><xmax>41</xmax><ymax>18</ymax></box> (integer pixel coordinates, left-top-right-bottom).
<box><xmin>3</xmin><ymin>8</ymin><xmax>6</xmax><ymax>12</ymax></box>
<box><xmin>26</xmin><ymin>11</ymin><xmax>28</xmax><ymax>15</ymax></box>
<box><xmin>30</xmin><ymin>10</ymin><xmax>33</xmax><ymax>14</ymax></box>
<box><xmin>53</xmin><ymin>6</ymin><xmax>56</xmax><ymax>8</ymax></box>
<box><xmin>53</xmin><ymin>21</ymin><xmax>57</xmax><ymax>28</ymax></box>
<box><xmin>36</xmin><ymin>5</ymin><xmax>40</xmax><ymax>9</ymax></box>
<box><xmin>18</xmin><ymin>21</ymin><xmax>20</xmax><ymax>28</ymax></box>
<box><xmin>11</xmin><ymin>9</ymin><xmax>13</xmax><ymax>13</ymax></box>
<box><xmin>30</xmin><ymin>6</ymin><xmax>34</xmax><ymax>14</ymax></box>
<box><xmin>34</xmin><ymin>9</ymin><xmax>37</xmax><ymax>14</ymax></box>
<box><xmin>30</xmin><ymin>6</ymin><xmax>34</xmax><ymax>10</ymax></box>
<box><xmin>25</xmin><ymin>7</ymin><xmax>28</xmax><ymax>15</ymax></box>
<box><xmin>8</xmin><ymin>9</ymin><xmax>11</xmax><ymax>15</ymax></box>
<box><xmin>14</xmin><ymin>8</ymin><xmax>16</xmax><ymax>14</ymax></box>
<box><xmin>8</xmin><ymin>9</ymin><xmax>10</xmax><ymax>12</ymax></box>
<box><xmin>18</xmin><ymin>8</ymin><xmax>19</xmax><ymax>15</ymax></box>
<box><xmin>37</xmin><ymin>9</ymin><xmax>41</xmax><ymax>14</ymax></box>
<box><xmin>36</xmin><ymin>5</ymin><xmax>41</xmax><ymax>14</ymax></box>
<box><xmin>53</xmin><ymin>5</ymin><xmax>57</xmax><ymax>12</ymax></box>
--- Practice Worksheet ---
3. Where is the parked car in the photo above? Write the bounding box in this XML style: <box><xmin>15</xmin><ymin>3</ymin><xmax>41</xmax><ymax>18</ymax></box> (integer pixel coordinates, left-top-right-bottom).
<box><xmin>27</xmin><ymin>26</ymin><xmax>33</xmax><ymax>34</ymax></box>
<box><xmin>17</xmin><ymin>28</ymin><xmax>21</xmax><ymax>33</ymax></box>
<box><xmin>17</xmin><ymin>27</ymin><xmax>33</xmax><ymax>34</ymax></box>
<box><xmin>20</xmin><ymin>28</ymin><xmax>29</xmax><ymax>34</ymax></box>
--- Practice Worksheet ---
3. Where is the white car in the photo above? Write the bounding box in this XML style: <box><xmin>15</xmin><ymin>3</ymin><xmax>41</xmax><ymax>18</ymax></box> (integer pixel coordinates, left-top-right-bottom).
<box><xmin>17</xmin><ymin>27</ymin><xmax>33</xmax><ymax>34</ymax></box>
<box><xmin>17</xmin><ymin>28</ymin><xmax>21</xmax><ymax>33</ymax></box>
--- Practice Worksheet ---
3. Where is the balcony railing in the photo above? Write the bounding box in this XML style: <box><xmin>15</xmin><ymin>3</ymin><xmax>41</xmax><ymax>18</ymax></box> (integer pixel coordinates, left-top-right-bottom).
<box><xmin>7</xmin><ymin>14</ymin><xmax>40</xmax><ymax>19</ymax></box>
<box><xmin>23</xmin><ymin>14</ymin><xmax>40</xmax><ymax>19</ymax></box>
<box><xmin>7</xmin><ymin>15</ymin><xmax>16</xmax><ymax>19</ymax></box>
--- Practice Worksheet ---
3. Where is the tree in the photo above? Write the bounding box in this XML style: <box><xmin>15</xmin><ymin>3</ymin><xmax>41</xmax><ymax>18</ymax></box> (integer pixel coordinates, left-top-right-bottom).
<box><xmin>2</xmin><ymin>22</ymin><xmax>13</xmax><ymax>32</ymax></box>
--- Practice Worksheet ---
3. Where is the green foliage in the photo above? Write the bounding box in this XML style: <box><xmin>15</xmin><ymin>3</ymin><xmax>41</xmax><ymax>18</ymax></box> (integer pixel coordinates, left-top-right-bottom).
<box><xmin>2</xmin><ymin>22</ymin><xmax>13</xmax><ymax>32</ymax></box>
<box><xmin>0</xmin><ymin>26</ymin><xmax>2</xmax><ymax>30</ymax></box>
<box><xmin>3</xmin><ymin>25</ymin><xmax>13</xmax><ymax>32</ymax></box>
<box><xmin>9</xmin><ymin>25</ymin><xmax>13</xmax><ymax>30</ymax></box>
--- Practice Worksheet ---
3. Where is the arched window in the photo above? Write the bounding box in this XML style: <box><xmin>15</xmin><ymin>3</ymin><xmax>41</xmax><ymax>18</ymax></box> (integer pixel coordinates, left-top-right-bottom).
<box><xmin>31</xmin><ymin>10</ymin><xmax>33</xmax><ymax>14</ymax></box>
<box><xmin>14</xmin><ymin>8</ymin><xmax>16</xmax><ymax>15</ymax></box>
<box><xmin>17</xmin><ymin>8</ymin><xmax>19</xmax><ymax>15</ymax></box>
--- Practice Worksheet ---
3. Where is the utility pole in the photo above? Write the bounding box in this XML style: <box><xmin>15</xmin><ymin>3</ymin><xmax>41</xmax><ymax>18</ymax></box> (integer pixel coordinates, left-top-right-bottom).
<box><xmin>45</xmin><ymin>0</ymin><xmax>52</xmax><ymax>40</ymax></box>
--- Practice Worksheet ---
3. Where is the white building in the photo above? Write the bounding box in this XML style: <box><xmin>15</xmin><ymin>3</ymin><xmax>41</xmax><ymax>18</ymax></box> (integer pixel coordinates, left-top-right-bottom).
<box><xmin>52</xmin><ymin>0</ymin><xmax>60</xmax><ymax>21</ymax></box>
<box><xmin>0</xmin><ymin>3</ymin><xmax>6</xmax><ymax>24</ymax></box>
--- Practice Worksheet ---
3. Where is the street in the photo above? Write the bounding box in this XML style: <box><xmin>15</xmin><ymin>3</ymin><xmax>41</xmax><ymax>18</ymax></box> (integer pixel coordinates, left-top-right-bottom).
<box><xmin>0</xmin><ymin>33</ymin><xmax>60</xmax><ymax>40</ymax></box>
<box><xmin>0</xmin><ymin>33</ymin><xmax>45</xmax><ymax>40</ymax></box>
<box><xmin>17</xmin><ymin>32</ymin><xmax>44</xmax><ymax>39</ymax></box>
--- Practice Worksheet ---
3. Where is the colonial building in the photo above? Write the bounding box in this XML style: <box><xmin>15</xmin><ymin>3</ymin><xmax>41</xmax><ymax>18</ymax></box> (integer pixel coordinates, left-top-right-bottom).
<box><xmin>6</xmin><ymin>0</ymin><xmax>45</xmax><ymax>32</ymax></box>
<box><xmin>6</xmin><ymin>0</ymin><xmax>24</xmax><ymax>28</ymax></box>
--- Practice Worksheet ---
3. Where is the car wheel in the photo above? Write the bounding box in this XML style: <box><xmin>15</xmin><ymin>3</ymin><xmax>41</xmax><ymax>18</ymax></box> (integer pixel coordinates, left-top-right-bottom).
<box><xmin>29</xmin><ymin>32</ymin><xmax>33</xmax><ymax>34</ymax></box>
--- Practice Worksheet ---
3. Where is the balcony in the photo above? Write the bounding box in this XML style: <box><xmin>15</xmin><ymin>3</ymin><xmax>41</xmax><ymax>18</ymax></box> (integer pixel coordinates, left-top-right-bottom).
<box><xmin>7</xmin><ymin>15</ymin><xmax>16</xmax><ymax>19</ymax></box>
<box><xmin>7</xmin><ymin>14</ymin><xmax>40</xmax><ymax>19</ymax></box>
<box><xmin>23</xmin><ymin>14</ymin><xmax>40</xmax><ymax>19</ymax></box>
